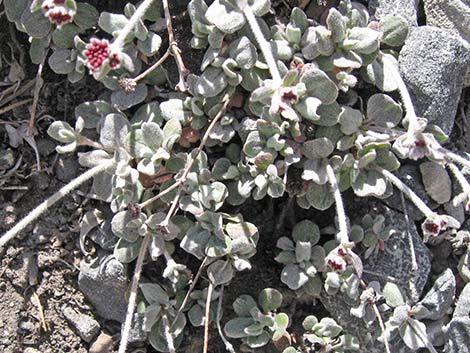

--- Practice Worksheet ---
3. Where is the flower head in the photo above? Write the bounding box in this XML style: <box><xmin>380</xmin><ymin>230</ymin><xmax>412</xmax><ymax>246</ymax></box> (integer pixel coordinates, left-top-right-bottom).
<box><xmin>421</xmin><ymin>213</ymin><xmax>460</xmax><ymax>242</ymax></box>
<box><xmin>84</xmin><ymin>39</ymin><xmax>121</xmax><ymax>73</ymax></box>
<box><xmin>41</xmin><ymin>0</ymin><xmax>76</xmax><ymax>26</ymax></box>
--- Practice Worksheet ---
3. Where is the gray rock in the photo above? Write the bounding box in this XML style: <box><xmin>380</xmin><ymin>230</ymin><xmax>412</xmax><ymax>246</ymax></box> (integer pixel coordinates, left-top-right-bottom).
<box><xmin>399</xmin><ymin>26</ymin><xmax>470</xmax><ymax>135</ymax></box>
<box><xmin>78</xmin><ymin>252</ymin><xmax>128</xmax><ymax>322</ymax></box>
<box><xmin>423</xmin><ymin>0</ymin><xmax>470</xmax><ymax>44</ymax></box>
<box><xmin>122</xmin><ymin>313</ymin><xmax>148</xmax><ymax>345</ymax></box>
<box><xmin>424</xmin><ymin>317</ymin><xmax>448</xmax><ymax>347</ymax></box>
<box><xmin>383</xmin><ymin>164</ymin><xmax>438</xmax><ymax>221</ymax></box>
<box><xmin>369</xmin><ymin>0</ymin><xmax>419</xmax><ymax>26</ymax></box>
<box><xmin>445</xmin><ymin>317</ymin><xmax>470</xmax><ymax>353</ymax></box>
<box><xmin>54</xmin><ymin>156</ymin><xmax>80</xmax><ymax>182</ymax></box>
<box><xmin>62</xmin><ymin>306</ymin><xmax>100</xmax><ymax>343</ymax></box>
<box><xmin>454</xmin><ymin>282</ymin><xmax>470</xmax><ymax>318</ymax></box>
<box><xmin>88</xmin><ymin>207</ymin><xmax>119</xmax><ymax>251</ymax></box>
<box><xmin>412</xmin><ymin>269</ymin><xmax>455</xmax><ymax>321</ymax></box>
<box><xmin>361</xmin><ymin>205</ymin><xmax>432</xmax><ymax>303</ymax></box>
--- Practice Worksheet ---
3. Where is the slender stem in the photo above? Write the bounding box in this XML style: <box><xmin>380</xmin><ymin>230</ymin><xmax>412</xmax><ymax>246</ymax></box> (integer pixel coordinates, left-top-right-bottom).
<box><xmin>216</xmin><ymin>286</ymin><xmax>235</xmax><ymax>353</ymax></box>
<box><xmin>28</xmin><ymin>51</ymin><xmax>47</xmax><ymax>136</ymax></box>
<box><xmin>326</xmin><ymin>163</ymin><xmax>349</xmax><ymax>244</ymax></box>
<box><xmin>387</xmin><ymin>53</ymin><xmax>418</xmax><ymax>134</ymax></box>
<box><xmin>0</xmin><ymin>160</ymin><xmax>114</xmax><ymax>248</ymax></box>
<box><xmin>162</xmin><ymin>0</ymin><xmax>189</xmax><ymax>91</ymax></box>
<box><xmin>448</xmin><ymin>163</ymin><xmax>470</xmax><ymax>191</ymax></box>
<box><xmin>399</xmin><ymin>191</ymin><xmax>419</xmax><ymax>303</ymax></box>
<box><xmin>138</xmin><ymin>95</ymin><xmax>231</xmax><ymax>209</ymax></box>
<box><xmin>444</xmin><ymin>150</ymin><xmax>470</xmax><ymax>171</ymax></box>
<box><xmin>171</xmin><ymin>257</ymin><xmax>208</xmax><ymax>328</ymax></box>
<box><xmin>375</xmin><ymin>166</ymin><xmax>434</xmax><ymax>218</ymax></box>
<box><xmin>372</xmin><ymin>303</ymin><xmax>391</xmax><ymax>353</ymax></box>
<box><xmin>0</xmin><ymin>98</ymin><xmax>33</xmax><ymax>115</ymax></box>
<box><xmin>242</xmin><ymin>6</ymin><xmax>282</xmax><ymax>84</ymax></box>
<box><xmin>203</xmin><ymin>282</ymin><xmax>214</xmax><ymax>353</ymax></box>
<box><xmin>0</xmin><ymin>79</ymin><xmax>35</xmax><ymax>108</ymax></box>
<box><xmin>111</xmin><ymin>0</ymin><xmax>157</xmax><ymax>50</ymax></box>
<box><xmin>118</xmin><ymin>232</ymin><xmax>152</xmax><ymax>353</ymax></box>
<box><xmin>134</xmin><ymin>47</ymin><xmax>172</xmax><ymax>83</ymax></box>
<box><xmin>162</xmin><ymin>313</ymin><xmax>176</xmax><ymax>353</ymax></box>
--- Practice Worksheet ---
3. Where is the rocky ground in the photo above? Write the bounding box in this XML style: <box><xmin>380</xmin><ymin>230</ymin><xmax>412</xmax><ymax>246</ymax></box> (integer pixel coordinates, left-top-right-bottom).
<box><xmin>0</xmin><ymin>0</ymin><xmax>469</xmax><ymax>353</ymax></box>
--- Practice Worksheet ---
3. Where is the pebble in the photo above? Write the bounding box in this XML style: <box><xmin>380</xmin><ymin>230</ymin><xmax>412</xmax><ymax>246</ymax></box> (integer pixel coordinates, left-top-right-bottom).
<box><xmin>62</xmin><ymin>306</ymin><xmax>100</xmax><ymax>343</ymax></box>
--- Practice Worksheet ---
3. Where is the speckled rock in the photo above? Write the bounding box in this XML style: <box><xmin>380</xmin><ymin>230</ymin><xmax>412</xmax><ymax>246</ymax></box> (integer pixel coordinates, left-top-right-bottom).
<box><xmin>383</xmin><ymin>164</ymin><xmax>438</xmax><ymax>221</ymax></box>
<box><xmin>454</xmin><ymin>282</ymin><xmax>470</xmax><ymax>318</ymax></box>
<box><xmin>399</xmin><ymin>26</ymin><xmax>470</xmax><ymax>135</ymax></box>
<box><xmin>368</xmin><ymin>0</ymin><xmax>418</xmax><ymax>26</ymax></box>
<box><xmin>445</xmin><ymin>318</ymin><xmax>470</xmax><ymax>353</ymax></box>
<box><xmin>62</xmin><ymin>306</ymin><xmax>100</xmax><ymax>343</ymax></box>
<box><xmin>423</xmin><ymin>0</ymin><xmax>470</xmax><ymax>43</ymax></box>
<box><xmin>78</xmin><ymin>252</ymin><xmax>128</xmax><ymax>322</ymax></box>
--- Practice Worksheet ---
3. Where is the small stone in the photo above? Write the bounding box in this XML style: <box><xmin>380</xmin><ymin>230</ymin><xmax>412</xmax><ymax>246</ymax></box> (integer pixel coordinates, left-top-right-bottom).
<box><xmin>36</xmin><ymin>138</ymin><xmax>57</xmax><ymax>157</ymax></box>
<box><xmin>55</xmin><ymin>156</ymin><xmax>80</xmax><ymax>182</ymax></box>
<box><xmin>78</xmin><ymin>252</ymin><xmax>128</xmax><ymax>322</ymax></box>
<box><xmin>0</xmin><ymin>149</ymin><xmax>15</xmax><ymax>170</ymax></box>
<box><xmin>454</xmin><ymin>282</ymin><xmax>470</xmax><ymax>318</ymax></box>
<box><xmin>30</xmin><ymin>172</ymin><xmax>50</xmax><ymax>190</ymax></box>
<box><xmin>445</xmin><ymin>317</ymin><xmax>470</xmax><ymax>353</ymax></box>
<box><xmin>369</xmin><ymin>0</ymin><xmax>419</xmax><ymax>26</ymax></box>
<box><xmin>62</xmin><ymin>306</ymin><xmax>100</xmax><ymax>343</ymax></box>
<box><xmin>399</xmin><ymin>26</ymin><xmax>470</xmax><ymax>135</ymax></box>
<box><xmin>89</xmin><ymin>332</ymin><xmax>114</xmax><ymax>353</ymax></box>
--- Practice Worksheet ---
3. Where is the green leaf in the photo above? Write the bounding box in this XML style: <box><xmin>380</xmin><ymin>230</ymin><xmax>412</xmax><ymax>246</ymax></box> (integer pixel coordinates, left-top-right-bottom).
<box><xmin>225</xmin><ymin>317</ymin><xmax>256</xmax><ymax>338</ymax></box>
<box><xmin>180</xmin><ymin>226</ymin><xmax>210</xmax><ymax>260</ymax></box>
<box><xmin>99</xmin><ymin>113</ymin><xmax>130</xmax><ymax>148</ymax></box>
<box><xmin>162</xmin><ymin>118</ymin><xmax>182</xmax><ymax>151</ymax></box>
<box><xmin>245</xmin><ymin>331</ymin><xmax>270</xmax><ymax>348</ymax></box>
<box><xmin>281</xmin><ymin>264</ymin><xmax>308</xmax><ymax>290</ymax></box>
<box><xmin>259</xmin><ymin>288</ymin><xmax>283</xmax><ymax>313</ymax></box>
<box><xmin>383</xmin><ymin>282</ymin><xmax>405</xmax><ymax>307</ymax></box>
<box><xmin>302</xmin><ymin>315</ymin><xmax>319</xmax><ymax>330</ymax></box>
<box><xmin>98</xmin><ymin>12</ymin><xmax>128</xmax><ymax>36</ymax></box>
<box><xmin>292</xmin><ymin>220</ymin><xmax>320</xmax><ymax>243</ymax></box>
<box><xmin>301</xmin><ymin>68</ymin><xmax>338</xmax><ymax>104</ymax></box>
<box><xmin>205</xmin><ymin>0</ymin><xmax>245</xmax><ymax>34</ymax></box>
<box><xmin>233</xmin><ymin>295</ymin><xmax>258</xmax><ymax>316</ymax></box>
<box><xmin>306</xmin><ymin>182</ymin><xmax>334</xmax><ymax>210</ymax></box>
<box><xmin>141</xmin><ymin>122</ymin><xmax>163</xmax><ymax>149</ymax></box>
<box><xmin>114</xmin><ymin>238</ymin><xmax>141</xmax><ymax>263</ymax></box>
<box><xmin>361</xmin><ymin>53</ymin><xmax>399</xmax><ymax>92</ymax></box>
<box><xmin>367</xmin><ymin>94</ymin><xmax>402</xmax><ymax>128</ymax></box>
<box><xmin>207</xmin><ymin>259</ymin><xmax>234</xmax><ymax>286</ymax></box>
<box><xmin>47</xmin><ymin>121</ymin><xmax>76</xmax><ymax>143</ymax></box>
<box><xmin>74</xmin><ymin>3</ymin><xmax>99</xmax><ymax>30</ymax></box>
<box><xmin>303</xmin><ymin>138</ymin><xmax>334</xmax><ymax>160</ymax></box>
<box><xmin>194</xmin><ymin>67</ymin><xmax>228</xmax><ymax>97</ymax></box>
<box><xmin>339</xmin><ymin>106</ymin><xmax>363</xmax><ymax>135</ymax></box>
<box><xmin>21</xmin><ymin>8</ymin><xmax>51</xmax><ymax>38</ymax></box>
<box><xmin>111</xmin><ymin>84</ymin><xmax>148</xmax><ymax>110</ymax></box>
<box><xmin>326</xmin><ymin>8</ymin><xmax>346</xmax><ymax>43</ymax></box>
<box><xmin>352</xmin><ymin>169</ymin><xmax>389</xmax><ymax>198</ymax></box>
<box><xmin>229</xmin><ymin>36</ymin><xmax>257</xmax><ymax>70</ymax></box>
<box><xmin>343</xmin><ymin>27</ymin><xmax>381</xmax><ymax>54</ymax></box>
<box><xmin>137</xmin><ymin>32</ymin><xmax>162</xmax><ymax>56</ymax></box>
<box><xmin>52</xmin><ymin>24</ymin><xmax>80</xmax><ymax>48</ymax></box>
<box><xmin>380</xmin><ymin>15</ymin><xmax>409</xmax><ymax>47</ymax></box>
<box><xmin>140</xmin><ymin>283</ymin><xmax>170</xmax><ymax>305</ymax></box>
<box><xmin>48</xmin><ymin>49</ymin><xmax>74</xmax><ymax>74</ymax></box>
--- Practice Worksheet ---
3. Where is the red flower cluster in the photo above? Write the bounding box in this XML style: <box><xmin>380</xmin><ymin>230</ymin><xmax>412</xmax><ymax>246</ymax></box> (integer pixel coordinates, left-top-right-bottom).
<box><xmin>84</xmin><ymin>39</ymin><xmax>121</xmax><ymax>72</ymax></box>
<box><xmin>41</xmin><ymin>0</ymin><xmax>74</xmax><ymax>26</ymax></box>
<box><xmin>46</xmin><ymin>8</ymin><xmax>72</xmax><ymax>25</ymax></box>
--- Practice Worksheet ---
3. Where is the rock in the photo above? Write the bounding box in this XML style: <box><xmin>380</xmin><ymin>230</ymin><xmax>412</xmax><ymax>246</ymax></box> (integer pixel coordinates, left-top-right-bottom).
<box><xmin>454</xmin><ymin>282</ymin><xmax>470</xmax><ymax>318</ymax></box>
<box><xmin>383</xmin><ymin>164</ymin><xmax>438</xmax><ymax>221</ymax></box>
<box><xmin>89</xmin><ymin>332</ymin><xmax>114</xmax><ymax>353</ymax></box>
<box><xmin>423</xmin><ymin>0</ymin><xmax>470</xmax><ymax>44</ymax></box>
<box><xmin>361</xmin><ymin>205</ymin><xmax>432</xmax><ymax>303</ymax></box>
<box><xmin>78</xmin><ymin>252</ymin><xmax>128</xmax><ymax>322</ymax></box>
<box><xmin>424</xmin><ymin>317</ymin><xmax>448</xmax><ymax>347</ymax></box>
<box><xmin>62</xmin><ymin>306</ymin><xmax>100</xmax><ymax>343</ymax></box>
<box><xmin>36</xmin><ymin>138</ymin><xmax>57</xmax><ymax>157</ymax></box>
<box><xmin>399</xmin><ymin>26</ymin><xmax>470</xmax><ymax>135</ymax></box>
<box><xmin>445</xmin><ymin>317</ymin><xmax>470</xmax><ymax>353</ymax></box>
<box><xmin>122</xmin><ymin>313</ymin><xmax>148</xmax><ymax>345</ymax></box>
<box><xmin>0</xmin><ymin>149</ymin><xmax>15</xmax><ymax>170</ymax></box>
<box><xmin>368</xmin><ymin>0</ymin><xmax>419</xmax><ymax>26</ymax></box>
<box><xmin>412</xmin><ymin>269</ymin><xmax>455</xmax><ymax>321</ymax></box>
<box><xmin>88</xmin><ymin>207</ymin><xmax>119</xmax><ymax>251</ymax></box>
<box><xmin>54</xmin><ymin>156</ymin><xmax>80</xmax><ymax>182</ymax></box>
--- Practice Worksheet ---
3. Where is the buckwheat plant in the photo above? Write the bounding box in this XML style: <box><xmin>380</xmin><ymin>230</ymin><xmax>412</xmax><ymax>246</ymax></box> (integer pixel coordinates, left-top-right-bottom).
<box><xmin>2</xmin><ymin>0</ymin><xmax>470</xmax><ymax>352</ymax></box>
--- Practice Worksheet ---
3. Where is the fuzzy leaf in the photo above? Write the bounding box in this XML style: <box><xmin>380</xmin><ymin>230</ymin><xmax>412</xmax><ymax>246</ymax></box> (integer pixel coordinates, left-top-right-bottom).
<box><xmin>233</xmin><ymin>295</ymin><xmax>258</xmax><ymax>316</ymax></box>
<box><xmin>162</xmin><ymin>118</ymin><xmax>182</xmax><ymax>151</ymax></box>
<box><xmin>47</xmin><ymin>121</ymin><xmax>76</xmax><ymax>143</ymax></box>
<box><xmin>383</xmin><ymin>282</ymin><xmax>405</xmax><ymax>307</ymax></box>
<box><xmin>207</xmin><ymin>259</ymin><xmax>234</xmax><ymax>286</ymax></box>
<box><xmin>303</xmin><ymin>138</ymin><xmax>334</xmax><ymax>160</ymax></box>
<box><xmin>229</xmin><ymin>36</ymin><xmax>257</xmax><ymax>69</ymax></box>
<box><xmin>362</xmin><ymin>53</ymin><xmax>399</xmax><ymax>92</ymax></box>
<box><xmin>111</xmin><ymin>84</ymin><xmax>148</xmax><ymax>110</ymax></box>
<box><xmin>292</xmin><ymin>220</ymin><xmax>320</xmax><ymax>243</ymax></box>
<box><xmin>380</xmin><ymin>15</ymin><xmax>409</xmax><ymax>47</ymax></box>
<box><xmin>48</xmin><ymin>49</ymin><xmax>74</xmax><ymax>74</ymax></box>
<box><xmin>259</xmin><ymin>288</ymin><xmax>283</xmax><ymax>313</ymax></box>
<box><xmin>281</xmin><ymin>264</ymin><xmax>308</xmax><ymax>290</ymax></box>
<box><xmin>339</xmin><ymin>107</ymin><xmax>363</xmax><ymax>135</ymax></box>
<box><xmin>301</xmin><ymin>68</ymin><xmax>338</xmax><ymax>104</ymax></box>
<box><xmin>74</xmin><ymin>3</ymin><xmax>99</xmax><ymax>30</ymax></box>
<box><xmin>114</xmin><ymin>238</ymin><xmax>141</xmax><ymax>263</ymax></box>
<box><xmin>137</xmin><ymin>32</ymin><xmax>162</xmax><ymax>56</ymax></box>
<box><xmin>205</xmin><ymin>0</ymin><xmax>245</xmax><ymax>34</ymax></box>
<box><xmin>367</xmin><ymin>94</ymin><xmax>402</xmax><ymax>128</ymax></box>
<box><xmin>225</xmin><ymin>318</ymin><xmax>256</xmax><ymax>338</ymax></box>
<box><xmin>98</xmin><ymin>12</ymin><xmax>128</xmax><ymax>36</ymax></box>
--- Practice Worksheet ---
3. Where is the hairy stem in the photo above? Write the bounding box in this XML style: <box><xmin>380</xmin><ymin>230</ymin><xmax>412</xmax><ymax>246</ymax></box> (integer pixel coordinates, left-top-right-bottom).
<box><xmin>216</xmin><ymin>286</ymin><xmax>235</xmax><ymax>353</ymax></box>
<box><xmin>118</xmin><ymin>232</ymin><xmax>152</xmax><ymax>353</ymax></box>
<box><xmin>203</xmin><ymin>281</ymin><xmax>214</xmax><ymax>353</ymax></box>
<box><xmin>112</xmin><ymin>0</ymin><xmax>157</xmax><ymax>50</ymax></box>
<box><xmin>444</xmin><ymin>150</ymin><xmax>470</xmax><ymax>171</ymax></box>
<box><xmin>134</xmin><ymin>47</ymin><xmax>172</xmax><ymax>83</ymax></box>
<box><xmin>162</xmin><ymin>313</ymin><xmax>176</xmax><ymax>353</ymax></box>
<box><xmin>0</xmin><ymin>160</ymin><xmax>114</xmax><ymax>248</ymax></box>
<box><xmin>242</xmin><ymin>6</ymin><xmax>282</xmax><ymax>84</ymax></box>
<box><xmin>326</xmin><ymin>163</ymin><xmax>349</xmax><ymax>244</ymax></box>
<box><xmin>376</xmin><ymin>166</ymin><xmax>434</xmax><ymax>218</ymax></box>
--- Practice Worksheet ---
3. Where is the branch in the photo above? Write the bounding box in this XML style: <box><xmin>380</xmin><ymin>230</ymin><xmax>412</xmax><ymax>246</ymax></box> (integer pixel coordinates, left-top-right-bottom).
<box><xmin>0</xmin><ymin>160</ymin><xmax>114</xmax><ymax>248</ymax></box>
<box><xmin>203</xmin><ymin>282</ymin><xmax>214</xmax><ymax>353</ymax></box>
<box><xmin>326</xmin><ymin>163</ymin><xmax>349</xmax><ymax>244</ymax></box>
